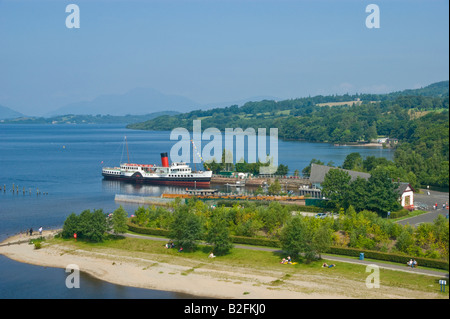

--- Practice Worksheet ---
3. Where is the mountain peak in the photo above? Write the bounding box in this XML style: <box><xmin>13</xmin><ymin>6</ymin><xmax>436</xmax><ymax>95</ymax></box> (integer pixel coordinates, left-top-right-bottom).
<box><xmin>0</xmin><ymin>104</ymin><xmax>25</xmax><ymax>120</ymax></box>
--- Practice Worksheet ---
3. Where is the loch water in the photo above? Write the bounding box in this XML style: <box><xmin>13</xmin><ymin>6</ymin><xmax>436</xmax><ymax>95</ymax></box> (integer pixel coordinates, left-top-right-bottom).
<box><xmin>0</xmin><ymin>124</ymin><xmax>393</xmax><ymax>298</ymax></box>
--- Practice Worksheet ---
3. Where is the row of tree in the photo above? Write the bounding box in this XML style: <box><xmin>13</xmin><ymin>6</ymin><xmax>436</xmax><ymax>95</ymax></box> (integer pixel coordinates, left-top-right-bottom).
<box><xmin>321</xmin><ymin>168</ymin><xmax>402</xmax><ymax>214</ymax></box>
<box><xmin>205</xmin><ymin>149</ymin><xmax>289</xmax><ymax>176</ymax></box>
<box><xmin>59</xmin><ymin>198</ymin><xmax>448</xmax><ymax>263</ymax></box>
<box><xmin>127</xmin><ymin>199</ymin><xmax>448</xmax><ymax>262</ymax></box>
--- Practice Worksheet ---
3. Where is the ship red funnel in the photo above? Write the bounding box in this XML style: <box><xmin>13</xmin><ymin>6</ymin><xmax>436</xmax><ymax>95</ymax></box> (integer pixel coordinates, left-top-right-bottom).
<box><xmin>161</xmin><ymin>152</ymin><xmax>169</xmax><ymax>167</ymax></box>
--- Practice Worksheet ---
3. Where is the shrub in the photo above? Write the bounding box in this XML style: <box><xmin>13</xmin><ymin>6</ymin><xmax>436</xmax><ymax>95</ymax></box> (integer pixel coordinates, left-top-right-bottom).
<box><xmin>390</xmin><ymin>209</ymin><xmax>410</xmax><ymax>219</ymax></box>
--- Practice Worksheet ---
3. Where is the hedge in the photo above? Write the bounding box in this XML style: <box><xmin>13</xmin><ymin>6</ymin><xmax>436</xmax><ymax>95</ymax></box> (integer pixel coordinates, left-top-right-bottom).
<box><xmin>126</xmin><ymin>223</ymin><xmax>449</xmax><ymax>271</ymax></box>
<box><xmin>389</xmin><ymin>209</ymin><xmax>410</xmax><ymax>219</ymax></box>
<box><xmin>230</xmin><ymin>236</ymin><xmax>281</xmax><ymax>248</ymax></box>
<box><xmin>127</xmin><ymin>222</ymin><xmax>170</xmax><ymax>237</ymax></box>
<box><xmin>327</xmin><ymin>246</ymin><xmax>449</xmax><ymax>271</ymax></box>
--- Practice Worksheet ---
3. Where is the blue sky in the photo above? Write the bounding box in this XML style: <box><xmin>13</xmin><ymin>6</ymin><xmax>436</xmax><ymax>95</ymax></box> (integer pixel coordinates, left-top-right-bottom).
<box><xmin>0</xmin><ymin>0</ymin><xmax>448</xmax><ymax>116</ymax></box>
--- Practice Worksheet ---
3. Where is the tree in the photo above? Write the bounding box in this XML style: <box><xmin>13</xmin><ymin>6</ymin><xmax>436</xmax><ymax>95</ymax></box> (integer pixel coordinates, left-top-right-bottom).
<box><xmin>365</xmin><ymin>168</ymin><xmax>402</xmax><ymax>215</ymax></box>
<box><xmin>259</xmin><ymin>202</ymin><xmax>290</xmax><ymax>237</ymax></box>
<box><xmin>169</xmin><ymin>206</ymin><xmax>203</xmax><ymax>251</ymax></box>
<box><xmin>275</xmin><ymin>164</ymin><xmax>289</xmax><ymax>176</ymax></box>
<box><xmin>77</xmin><ymin>209</ymin><xmax>93</xmax><ymax>239</ymax></box>
<box><xmin>134</xmin><ymin>206</ymin><xmax>149</xmax><ymax>226</ymax></box>
<box><xmin>268</xmin><ymin>179</ymin><xmax>282</xmax><ymax>195</ymax></box>
<box><xmin>111</xmin><ymin>205</ymin><xmax>128</xmax><ymax>235</ymax></box>
<box><xmin>321</xmin><ymin>169</ymin><xmax>351</xmax><ymax>209</ymax></box>
<box><xmin>342</xmin><ymin>152</ymin><xmax>363</xmax><ymax>171</ymax></box>
<box><xmin>205</xmin><ymin>208</ymin><xmax>233</xmax><ymax>255</ymax></box>
<box><xmin>280</xmin><ymin>216</ymin><xmax>307</xmax><ymax>259</ymax></box>
<box><xmin>62</xmin><ymin>212</ymin><xmax>79</xmax><ymax>238</ymax></box>
<box><xmin>73</xmin><ymin>209</ymin><xmax>107</xmax><ymax>242</ymax></box>
<box><xmin>395</xmin><ymin>229</ymin><xmax>414</xmax><ymax>253</ymax></box>
<box><xmin>366</xmin><ymin>122</ymin><xmax>378</xmax><ymax>141</ymax></box>
<box><xmin>88</xmin><ymin>209</ymin><xmax>107</xmax><ymax>242</ymax></box>
<box><xmin>311</xmin><ymin>225</ymin><xmax>333</xmax><ymax>260</ymax></box>
<box><xmin>346</xmin><ymin>177</ymin><xmax>369</xmax><ymax>212</ymax></box>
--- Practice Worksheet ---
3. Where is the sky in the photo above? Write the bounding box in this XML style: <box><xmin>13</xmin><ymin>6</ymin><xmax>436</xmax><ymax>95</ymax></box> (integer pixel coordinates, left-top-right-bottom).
<box><xmin>0</xmin><ymin>0</ymin><xmax>448</xmax><ymax>116</ymax></box>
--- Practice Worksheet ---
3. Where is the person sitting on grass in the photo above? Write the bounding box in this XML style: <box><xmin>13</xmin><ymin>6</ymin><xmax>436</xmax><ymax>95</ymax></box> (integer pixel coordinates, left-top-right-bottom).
<box><xmin>208</xmin><ymin>252</ymin><xmax>216</xmax><ymax>258</ymax></box>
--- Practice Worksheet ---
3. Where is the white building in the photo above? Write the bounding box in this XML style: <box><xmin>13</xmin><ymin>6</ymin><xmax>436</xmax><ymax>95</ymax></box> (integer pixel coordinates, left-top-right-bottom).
<box><xmin>397</xmin><ymin>183</ymin><xmax>414</xmax><ymax>209</ymax></box>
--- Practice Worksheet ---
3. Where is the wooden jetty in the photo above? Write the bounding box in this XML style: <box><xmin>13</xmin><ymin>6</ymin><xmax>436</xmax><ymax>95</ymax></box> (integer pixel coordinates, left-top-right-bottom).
<box><xmin>210</xmin><ymin>175</ymin><xmax>310</xmax><ymax>190</ymax></box>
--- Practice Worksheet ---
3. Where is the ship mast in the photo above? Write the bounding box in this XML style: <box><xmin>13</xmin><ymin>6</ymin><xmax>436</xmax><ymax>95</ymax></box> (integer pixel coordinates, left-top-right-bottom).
<box><xmin>191</xmin><ymin>139</ymin><xmax>210</xmax><ymax>171</ymax></box>
<box><xmin>125</xmin><ymin>136</ymin><xmax>130</xmax><ymax>164</ymax></box>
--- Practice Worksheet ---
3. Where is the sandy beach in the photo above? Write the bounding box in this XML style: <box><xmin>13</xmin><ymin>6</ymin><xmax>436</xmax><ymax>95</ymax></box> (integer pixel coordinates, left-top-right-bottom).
<box><xmin>0</xmin><ymin>230</ymin><xmax>445</xmax><ymax>299</ymax></box>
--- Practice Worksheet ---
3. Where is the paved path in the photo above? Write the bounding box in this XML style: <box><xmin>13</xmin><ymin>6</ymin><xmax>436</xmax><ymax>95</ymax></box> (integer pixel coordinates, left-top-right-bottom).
<box><xmin>123</xmin><ymin>233</ymin><xmax>449</xmax><ymax>278</ymax></box>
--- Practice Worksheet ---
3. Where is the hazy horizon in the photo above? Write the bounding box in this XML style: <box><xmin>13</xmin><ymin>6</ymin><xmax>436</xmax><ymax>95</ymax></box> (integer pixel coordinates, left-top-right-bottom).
<box><xmin>0</xmin><ymin>0</ymin><xmax>448</xmax><ymax>116</ymax></box>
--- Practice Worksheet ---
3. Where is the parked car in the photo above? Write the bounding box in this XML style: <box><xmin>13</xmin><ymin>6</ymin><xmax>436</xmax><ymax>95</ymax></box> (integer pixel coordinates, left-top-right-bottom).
<box><xmin>315</xmin><ymin>213</ymin><xmax>327</xmax><ymax>219</ymax></box>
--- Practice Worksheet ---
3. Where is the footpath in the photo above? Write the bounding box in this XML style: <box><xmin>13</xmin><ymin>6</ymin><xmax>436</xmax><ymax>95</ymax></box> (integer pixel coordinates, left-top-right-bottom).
<box><xmin>123</xmin><ymin>233</ymin><xmax>449</xmax><ymax>279</ymax></box>
<box><xmin>2</xmin><ymin>230</ymin><xmax>447</xmax><ymax>278</ymax></box>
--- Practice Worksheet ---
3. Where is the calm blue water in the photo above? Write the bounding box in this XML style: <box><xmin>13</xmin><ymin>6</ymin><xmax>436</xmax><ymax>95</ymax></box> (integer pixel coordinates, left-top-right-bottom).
<box><xmin>0</xmin><ymin>124</ymin><xmax>393</xmax><ymax>298</ymax></box>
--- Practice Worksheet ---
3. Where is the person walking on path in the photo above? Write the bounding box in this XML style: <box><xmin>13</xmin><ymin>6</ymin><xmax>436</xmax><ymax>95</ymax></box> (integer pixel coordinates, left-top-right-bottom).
<box><xmin>39</xmin><ymin>226</ymin><xmax>43</xmax><ymax>235</ymax></box>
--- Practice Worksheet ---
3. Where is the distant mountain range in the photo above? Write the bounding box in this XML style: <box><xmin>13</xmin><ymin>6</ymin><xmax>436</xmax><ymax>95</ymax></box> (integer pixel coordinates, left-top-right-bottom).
<box><xmin>1</xmin><ymin>82</ymin><xmax>448</xmax><ymax>121</ymax></box>
<box><xmin>46</xmin><ymin>88</ymin><xmax>280</xmax><ymax>116</ymax></box>
<box><xmin>0</xmin><ymin>104</ymin><xmax>25</xmax><ymax>120</ymax></box>
<box><xmin>0</xmin><ymin>111</ymin><xmax>180</xmax><ymax>125</ymax></box>
<box><xmin>46</xmin><ymin>87</ymin><xmax>201</xmax><ymax>116</ymax></box>
<box><xmin>0</xmin><ymin>86</ymin><xmax>279</xmax><ymax>120</ymax></box>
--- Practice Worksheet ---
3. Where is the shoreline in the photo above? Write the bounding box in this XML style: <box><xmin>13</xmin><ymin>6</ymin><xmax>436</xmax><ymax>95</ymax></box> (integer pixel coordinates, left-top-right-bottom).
<box><xmin>333</xmin><ymin>143</ymin><xmax>384</xmax><ymax>147</ymax></box>
<box><xmin>0</xmin><ymin>231</ymin><xmax>446</xmax><ymax>299</ymax></box>
<box><xmin>0</xmin><ymin>231</ymin><xmax>321</xmax><ymax>299</ymax></box>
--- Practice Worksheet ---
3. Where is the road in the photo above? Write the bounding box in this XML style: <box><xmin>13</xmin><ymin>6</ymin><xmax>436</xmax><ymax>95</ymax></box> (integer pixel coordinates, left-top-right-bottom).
<box><xmin>397</xmin><ymin>189</ymin><xmax>449</xmax><ymax>226</ymax></box>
